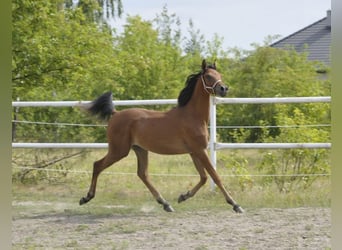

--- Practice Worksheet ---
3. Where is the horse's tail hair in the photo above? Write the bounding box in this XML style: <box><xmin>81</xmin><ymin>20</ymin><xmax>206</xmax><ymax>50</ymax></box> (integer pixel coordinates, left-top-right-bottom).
<box><xmin>85</xmin><ymin>91</ymin><xmax>115</xmax><ymax>120</ymax></box>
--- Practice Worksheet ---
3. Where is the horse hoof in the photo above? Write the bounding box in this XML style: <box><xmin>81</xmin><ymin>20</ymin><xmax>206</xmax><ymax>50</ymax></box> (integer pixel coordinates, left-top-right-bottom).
<box><xmin>178</xmin><ymin>191</ymin><xmax>191</xmax><ymax>203</ymax></box>
<box><xmin>79</xmin><ymin>197</ymin><xmax>88</xmax><ymax>205</ymax></box>
<box><xmin>178</xmin><ymin>194</ymin><xmax>186</xmax><ymax>203</ymax></box>
<box><xmin>233</xmin><ymin>204</ymin><xmax>244</xmax><ymax>213</ymax></box>
<box><xmin>164</xmin><ymin>204</ymin><xmax>175</xmax><ymax>212</ymax></box>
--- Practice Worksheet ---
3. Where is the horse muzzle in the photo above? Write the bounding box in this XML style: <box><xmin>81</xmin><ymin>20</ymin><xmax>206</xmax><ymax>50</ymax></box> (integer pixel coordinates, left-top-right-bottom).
<box><xmin>215</xmin><ymin>84</ymin><xmax>229</xmax><ymax>97</ymax></box>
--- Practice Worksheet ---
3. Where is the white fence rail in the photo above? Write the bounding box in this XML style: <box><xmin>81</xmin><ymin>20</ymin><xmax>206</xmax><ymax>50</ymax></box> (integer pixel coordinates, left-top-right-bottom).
<box><xmin>11</xmin><ymin>142</ymin><xmax>331</xmax><ymax>149</ymax></box>
<box><xmin>11</xmin><ymin>96</ymin><xmax>331</xmax><ymax>107</ymax></box>
<box><xmin>215</xmin><ymin>96</ymin><xmax>331</xmax><ymax>104</ymax></box>
<box><xmin>12</xmin><ymin>96</ymin><xmax>331</xmax><ymax>153</ymax></box>
<box><xmin>11</xmin><ymin>99</ymin><xmax>177</xmax><ymax>107</ymax></box>
<box><xmin>12</xmin><ymin>97</ymin><xmax>331</xmax><ymax>157</ymax></box>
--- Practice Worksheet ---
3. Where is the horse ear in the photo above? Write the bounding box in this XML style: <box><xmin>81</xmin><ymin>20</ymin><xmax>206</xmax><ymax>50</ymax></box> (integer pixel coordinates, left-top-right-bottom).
<box><xmin>213</xmin><ymin>59</ymin><xmax>217</xmax><ymax>69</ymax></box>
<box><xmin>202</xmin><ymin>59</ymin><xmax>207</xmax><ymax>71</ymax></box>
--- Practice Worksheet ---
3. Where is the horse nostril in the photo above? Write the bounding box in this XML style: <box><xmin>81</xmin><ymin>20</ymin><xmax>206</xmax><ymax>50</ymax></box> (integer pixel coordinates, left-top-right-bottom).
<box><xmin>221</xmin><ymin>86</ymin><xmax>227</xmax><ymax>92</ymax></box>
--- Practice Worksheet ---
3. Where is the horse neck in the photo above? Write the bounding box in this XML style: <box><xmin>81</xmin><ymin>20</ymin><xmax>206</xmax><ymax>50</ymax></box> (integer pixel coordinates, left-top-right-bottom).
<box><xmin>185</xmin><ymin>78</ymin><xmax>210</xmax><ymax>124</ymax></box>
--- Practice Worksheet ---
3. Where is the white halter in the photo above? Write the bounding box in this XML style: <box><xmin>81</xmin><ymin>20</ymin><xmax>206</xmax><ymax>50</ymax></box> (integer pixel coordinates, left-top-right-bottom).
<box><xmin>201</xmin><ymin>75</ymin><xmax>222</xmax><ymax>95</ymax></box>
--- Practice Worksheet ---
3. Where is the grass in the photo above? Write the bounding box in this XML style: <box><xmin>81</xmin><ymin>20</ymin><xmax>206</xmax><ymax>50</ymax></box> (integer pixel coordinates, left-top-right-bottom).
<box><xmin>12</xmin><ymin>148</ymin><xmax>331</xmax><ymax>216</ymax></box>
<box><xmin>12</xmin><ymin>149</ymin><xmax>331</xmax><ymax>250</ymax></box>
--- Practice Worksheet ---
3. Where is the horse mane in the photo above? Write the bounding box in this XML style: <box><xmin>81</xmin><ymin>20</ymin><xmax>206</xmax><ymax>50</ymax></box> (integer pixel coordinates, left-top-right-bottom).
<box><xmin>177</xmin><ymin>72</ymin><xmax>201</xmax><ymax>107</ymax></box>
<box><xmin>177</xmin><ymin>64</ymin><xmax>216</xmax><ymax>107</ymax></box>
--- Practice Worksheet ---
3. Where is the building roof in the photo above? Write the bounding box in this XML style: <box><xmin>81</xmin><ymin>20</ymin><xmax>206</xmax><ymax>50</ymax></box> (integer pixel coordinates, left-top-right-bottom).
<box><xmin>271</xmin><ymin>10</ymin><xmax>331</xmax><ymax>66</ymax></box>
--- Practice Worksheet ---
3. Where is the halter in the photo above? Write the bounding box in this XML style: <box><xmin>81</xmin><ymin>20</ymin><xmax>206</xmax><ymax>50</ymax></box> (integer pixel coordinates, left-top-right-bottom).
<box><xmin>201</xmin><ymin>74</ymin><xmax>222</xmax><ymax>95</ymax></box>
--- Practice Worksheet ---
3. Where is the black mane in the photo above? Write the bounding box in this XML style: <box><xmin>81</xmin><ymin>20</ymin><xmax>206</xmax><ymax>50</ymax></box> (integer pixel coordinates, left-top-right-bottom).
<box><xmin>177</xmin><ymin>72</ymin><xmax>201</xmax><ymax>107</ymax></box>
<box><xmin>177</xmin><ymin>64</ymin><xmax>216</xmax><ymax>107</ymax></box>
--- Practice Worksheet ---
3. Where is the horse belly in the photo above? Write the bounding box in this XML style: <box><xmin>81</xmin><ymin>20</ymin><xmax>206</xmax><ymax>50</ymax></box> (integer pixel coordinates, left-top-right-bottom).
<box><xmin>134</xmin><ymin>133</ymin><xmax>190</xmax><ymax>155</ymax></box>
<box><xmin>132</xmin><ymin>124</ymin><xmax>190</xmax><ymax>154</ymax></box>
<box><xmin>148</xmin><ymin>141</ymin><xmax>190</xmax><ymax>155</ymax></box>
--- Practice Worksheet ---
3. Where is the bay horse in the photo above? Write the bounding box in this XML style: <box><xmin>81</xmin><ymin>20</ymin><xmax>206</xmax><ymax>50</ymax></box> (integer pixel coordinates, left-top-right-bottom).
<box><xmin>79</xmin><ymin>60</ymin><xmax>244</xmax><ymax>213</ymax></box>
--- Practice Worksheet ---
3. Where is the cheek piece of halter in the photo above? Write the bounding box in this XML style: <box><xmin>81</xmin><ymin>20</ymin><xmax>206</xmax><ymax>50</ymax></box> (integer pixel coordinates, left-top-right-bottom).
<box><xmin>201</xmin><ymin>74</ymin><xmax>222</xmax><ymax>95</ymax></box>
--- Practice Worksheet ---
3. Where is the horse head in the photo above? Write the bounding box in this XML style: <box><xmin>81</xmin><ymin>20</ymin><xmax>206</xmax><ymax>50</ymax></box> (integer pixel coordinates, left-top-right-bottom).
<box><xmin>201</xmin><ymin>59</ymin><xmax>228</xmax><ymax>97</ymax></box>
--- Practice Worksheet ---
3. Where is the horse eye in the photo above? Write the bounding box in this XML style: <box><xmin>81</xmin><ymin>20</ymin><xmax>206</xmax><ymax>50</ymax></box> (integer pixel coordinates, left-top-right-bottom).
<box><xmin>205</xmin><ymin>75</ymin><xmax>215</xmax><ymax>82</ymax></box>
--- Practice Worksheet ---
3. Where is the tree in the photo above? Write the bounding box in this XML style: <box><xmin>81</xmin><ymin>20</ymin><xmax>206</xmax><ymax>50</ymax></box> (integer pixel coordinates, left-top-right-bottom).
<box><xmin>205</xmin><ymin>33</ymin><xmax>228</xmax><ymax>59</ymax></box>
<box><xmin>64</xmin><ymin>0</ymin><xmax>123</xmax><ymax>22</ymax></box>
<box><xmin>183</xmin><ymin>19</ymin><xmax>205</xmax><ymax>56</ymax></box>
<box><xmin>12</xmin><ymin>0</ymin><xmax>121</xmax><ymax>142</ymax></box>
<box><xmin>113</xmin><ymin>15</ymin><xmax>185</xmax><ymax>101</ymax></box>
<box><xmin>219</xmin><ymin>45</ymin><xmax>330</xmax><ymax>142</ymax></box>
<box><xmin>153</xmin><ymin>4</ymin><xmax>182</xmax><ymax>48</ymax></box>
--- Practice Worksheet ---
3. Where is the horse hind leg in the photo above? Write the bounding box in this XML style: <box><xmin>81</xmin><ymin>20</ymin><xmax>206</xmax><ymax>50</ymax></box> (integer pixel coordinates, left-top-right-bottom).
<box><xmin>79</xmin><ymin>148</ymin><xmax>128</xmax><ymax>205</ymax></box>
<box><xmin>132</xmin><ymin>145</ymin><xmax>174</xmax><ymax>212</ymax></box>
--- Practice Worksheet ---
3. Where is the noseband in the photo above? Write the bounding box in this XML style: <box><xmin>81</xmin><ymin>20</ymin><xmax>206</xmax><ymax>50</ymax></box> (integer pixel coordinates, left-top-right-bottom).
<box><xmin>201</xmin><ymin>74</ymin><xmax>222</xmax><ymax>95</ymax></box>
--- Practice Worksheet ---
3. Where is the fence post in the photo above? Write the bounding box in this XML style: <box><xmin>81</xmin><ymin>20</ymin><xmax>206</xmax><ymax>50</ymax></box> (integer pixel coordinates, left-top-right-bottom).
<box><xmin>209</xmin><ymin>96</ymin><xmax>217</xmax><ymax>190</ymax></box>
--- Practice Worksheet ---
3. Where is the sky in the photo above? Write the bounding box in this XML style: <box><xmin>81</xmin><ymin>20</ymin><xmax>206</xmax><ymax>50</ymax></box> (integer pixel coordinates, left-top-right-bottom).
<box><xmin>111</xmin><ymin>0</ymin><xmax>331</xmax><ymax>50</ymax></box>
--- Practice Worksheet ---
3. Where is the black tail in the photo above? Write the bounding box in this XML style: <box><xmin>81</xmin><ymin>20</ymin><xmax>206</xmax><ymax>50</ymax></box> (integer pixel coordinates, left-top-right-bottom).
<box><xmin>86</xmin><ymin>91</ymin><xmax>114</xmax><ymax>120</ymax></box>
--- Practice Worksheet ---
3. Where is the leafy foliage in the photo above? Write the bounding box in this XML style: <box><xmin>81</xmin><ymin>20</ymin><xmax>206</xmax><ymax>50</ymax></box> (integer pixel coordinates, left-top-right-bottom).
<box><xmin>65</xmin><ymin>0</ymin><xmax>123</xmax><ymax>21</ymax></box>
<box><xmin>12</xmin><ymin>0</ymin><xmax>120</xmax><ymax>142</ymax></box>
<box><xmin>112</xmin><ymin>15</ymin><xmax>184</xmax><ymax>101</ymax></box>
<box><xmin>258</xmin><ymin>103</ymin><xmax>330</xmax><ymax>192</ymax></box>
<box><xmin>219</xmin><ymin>45</ymin><xmax>330</xmax><ymax>143</ymax></box>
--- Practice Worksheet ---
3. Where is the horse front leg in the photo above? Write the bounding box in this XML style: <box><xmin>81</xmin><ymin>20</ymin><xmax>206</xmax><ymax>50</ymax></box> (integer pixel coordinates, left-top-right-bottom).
<box><xmin>192</xmin><ymin>149</ymin><xmax>244</xmax><ymax>213</ymax></box>
<box><xmin>132</xmin><ymin>145</ymin><xmax>174</xmax><ymax>212</ymax></box>
<box><xmin>178</xmin><ymin>153</ymin><xmax>208</xmax><ymax>203</ymax></box>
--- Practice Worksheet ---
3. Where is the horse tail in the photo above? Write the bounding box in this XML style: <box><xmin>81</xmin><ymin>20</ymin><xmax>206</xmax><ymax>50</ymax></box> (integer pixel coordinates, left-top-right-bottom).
<box><xmin>85</xmin><ymin>91</ymin><xmax>115</xmax><ymax>120</ymax></box>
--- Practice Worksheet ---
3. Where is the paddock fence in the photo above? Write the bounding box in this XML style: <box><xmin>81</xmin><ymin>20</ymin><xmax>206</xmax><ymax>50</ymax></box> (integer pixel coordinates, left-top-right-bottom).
<box><xmin>12</xmin><ymin>96</ymin><xmax>331</xmax><ymax>186</ymax></box>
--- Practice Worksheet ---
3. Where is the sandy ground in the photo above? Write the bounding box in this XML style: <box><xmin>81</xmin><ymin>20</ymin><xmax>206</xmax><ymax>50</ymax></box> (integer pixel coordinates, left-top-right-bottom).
<box><xmin>12</xmin><ymin>200</ymin><xmax>331</xmax><ymax>250</ymax></box>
